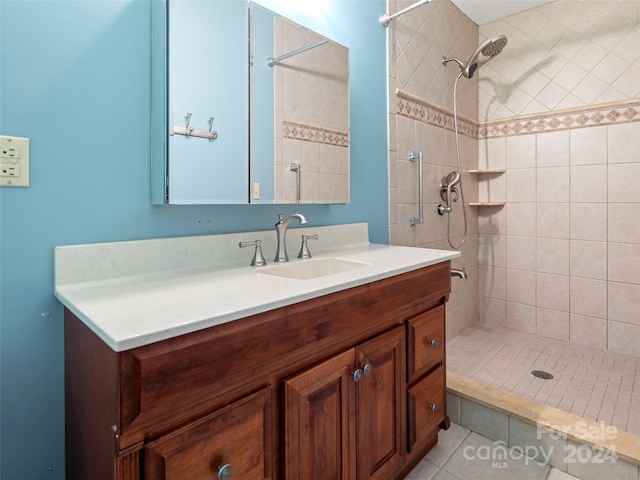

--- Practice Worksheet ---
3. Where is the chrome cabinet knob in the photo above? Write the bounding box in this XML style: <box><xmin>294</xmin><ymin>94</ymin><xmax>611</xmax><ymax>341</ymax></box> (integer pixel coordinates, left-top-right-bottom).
<box><xmin>353</xmin><ymin>369</ymin><xmax>363</xmax><ymax>382</ymax></box>
<box><xmin>218</xmin><ymin>464</ymin><xmax>233</xmax><ymax>480</ymax></box>
<box><xmin>362</xmin><ymin>363</ymin><xmax>372</xmax><ymax>376</ymax></box>
<box><xmin>427</xmin><ymin>338</ymin><xmax>438</xmax><ymax>348</ymax></box>
<box><xmin>428</xmin><ymin>403</ymin><xmax>438</xmax><ymax>413</ymax></box>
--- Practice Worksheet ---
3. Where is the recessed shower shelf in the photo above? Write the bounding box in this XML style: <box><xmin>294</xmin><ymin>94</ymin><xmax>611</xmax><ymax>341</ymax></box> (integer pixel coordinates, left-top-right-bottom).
<box><xmin>469</xmin><ymin>202</ymin><xmax>505</xmax><ymax>207</ymax></box>
<box><xmin>469</xmin><ymin>169</ymin><xmax>506</xmax><ymax>174</ymax></box>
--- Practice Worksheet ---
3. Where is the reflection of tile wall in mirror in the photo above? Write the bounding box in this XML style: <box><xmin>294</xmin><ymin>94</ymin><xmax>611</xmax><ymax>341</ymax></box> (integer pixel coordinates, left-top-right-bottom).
<box><xmin>273</xmin><ymin>15</ymin><xmax>349</xmax><ymax>204</ymax></box>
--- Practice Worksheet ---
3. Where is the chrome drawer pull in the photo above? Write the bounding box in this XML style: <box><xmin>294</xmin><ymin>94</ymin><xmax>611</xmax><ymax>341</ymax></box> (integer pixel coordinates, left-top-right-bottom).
<box><xmin>218</xmin><ymin>463</ymin><xmax>233</xmax><ymax>480</ymax></box>
<box><xmin>427</xmin><ymin>338</ymin><xmax>438</xmax><ymax>348</ymax></box>
<box><xmin>428</xmin><ymin>403</ymin><xmax>438</xmax><ymax>413</ymax></box>
<box><xmin>353</xmin><ymin>369</ymin><xmax>364</xmax><ymax>382</ymax></box>
<box><xmin>363</xmin><ymin>363</ymin><xmax>373</xmax><ymax>376</ymax></box>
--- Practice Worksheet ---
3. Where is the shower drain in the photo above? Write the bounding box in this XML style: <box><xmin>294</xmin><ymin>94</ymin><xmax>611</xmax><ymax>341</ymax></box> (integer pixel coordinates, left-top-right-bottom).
<box><xmin>531</xmin><ymin>370</ymin><xmax>554</xmax><ymax>380</ymax></box>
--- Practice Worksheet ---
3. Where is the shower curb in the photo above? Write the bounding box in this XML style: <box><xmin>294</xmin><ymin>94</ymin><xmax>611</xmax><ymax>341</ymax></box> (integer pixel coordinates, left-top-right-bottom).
<box><xmin>446</xmin><ymin>372</ymin><xmax>640</xmax><ymax>473</ymax></box>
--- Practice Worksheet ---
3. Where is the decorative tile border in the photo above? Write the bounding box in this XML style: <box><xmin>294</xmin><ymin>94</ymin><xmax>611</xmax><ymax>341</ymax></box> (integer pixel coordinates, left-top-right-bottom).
<box><xmin>480</xmin><ymin>100</ymin><xmax>640</xmax><ymax>139</ymax></box>
<box><xmin>396</xmin><ymin>89</ymin><xmax>478</xmax><ymax>139</ymax></box>
<box><xmin>282</xmin><ymin>120</ymin><xmax>349</xmax><ymax>147</ymax></box>
<box><xmin>396</xmin><ymin>89</ymin><xmax>640</xmax><ymax>139</ymax></box>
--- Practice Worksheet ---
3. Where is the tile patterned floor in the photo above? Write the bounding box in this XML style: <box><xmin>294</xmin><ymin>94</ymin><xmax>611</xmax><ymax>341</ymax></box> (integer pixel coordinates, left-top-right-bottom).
<box><xmin>408</xmin><ymin>423</ymin><xmax>580</xmax><ymax>480</ymax></box>
<box><xmin>446</xmin><ymin>325</ymin><xmax>640</xmax><ymax>437</ymax></box>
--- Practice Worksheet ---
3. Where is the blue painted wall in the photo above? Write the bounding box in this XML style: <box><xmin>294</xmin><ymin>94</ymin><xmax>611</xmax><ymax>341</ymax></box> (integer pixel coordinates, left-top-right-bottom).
<box><xmin>0</xmin><ymin>0</ymin><xmax>387</xmax><ymax>477</ymax></box>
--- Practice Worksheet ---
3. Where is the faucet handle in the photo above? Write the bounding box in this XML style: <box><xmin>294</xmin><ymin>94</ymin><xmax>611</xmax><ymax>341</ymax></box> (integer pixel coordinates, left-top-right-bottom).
<box><xmin>298</xmin><ymin>234</ymin><xmax>319</xmax><ymax>259</ymax></box>
<box><xmin>239</xmin><ymin>240</ymin><xmax>267</xmax><ymax>267</ymax></box>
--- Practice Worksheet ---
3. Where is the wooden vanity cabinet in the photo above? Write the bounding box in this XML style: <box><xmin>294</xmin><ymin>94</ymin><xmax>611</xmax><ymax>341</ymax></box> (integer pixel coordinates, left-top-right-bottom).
<box><xmin>64</xmin><ymin>261</ymin><xmax>451</xmax><ymax>480</ymax></box>
<box><xmin>283</xmin><ymin>326</ymin><xmax>405</xmax><ymax>480</ymax></box>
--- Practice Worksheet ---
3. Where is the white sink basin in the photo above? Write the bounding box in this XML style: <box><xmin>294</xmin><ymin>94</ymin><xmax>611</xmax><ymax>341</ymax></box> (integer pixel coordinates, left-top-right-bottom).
<box><xmin>258</xmin><ymin>257</ymin><xmax>371</xmax><ymax>280</ymax></box>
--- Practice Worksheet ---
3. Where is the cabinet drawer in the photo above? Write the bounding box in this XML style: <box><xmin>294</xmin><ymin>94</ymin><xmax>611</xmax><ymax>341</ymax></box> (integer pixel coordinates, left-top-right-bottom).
<box><xmin>144</xmin><ymin>387</ymin><xmax>272</xmax><ymax>480</ymax></box>
<box><xmin>407</xmin><ymin>364</ymin><xmax>445</xmax><ymax>452</ymax></box>
<box><xmin>407</xmin><ymin>305</ymin><xmax>444</xmax><ymax>383</ymax></box>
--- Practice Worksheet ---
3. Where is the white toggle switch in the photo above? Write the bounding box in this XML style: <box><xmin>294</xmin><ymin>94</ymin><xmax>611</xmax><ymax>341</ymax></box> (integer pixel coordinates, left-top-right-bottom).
<box><xmin>0</xmin><ymin>136</ymin><xmax>29</xmax><ymax>187</ymax></box>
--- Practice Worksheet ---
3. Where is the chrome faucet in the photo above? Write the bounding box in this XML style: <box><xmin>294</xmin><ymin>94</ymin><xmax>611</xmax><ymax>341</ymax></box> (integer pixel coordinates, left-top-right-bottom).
<box><xmin>451</xmin><ymin>268</ymin><xmax>467</xmax><ymax>279</ymax></box>
<box><xmin>274</xmin><ymin>213</ymin><xmax>308</xmax><ymax>262</ymax></box>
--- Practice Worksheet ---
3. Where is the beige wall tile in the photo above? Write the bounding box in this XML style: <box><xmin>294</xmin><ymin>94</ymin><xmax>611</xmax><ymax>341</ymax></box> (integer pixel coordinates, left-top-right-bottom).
<box><xmin>570</xmin><ymin>203</ymin><xmax>607</xmax><ymax>241</ymax></box>
<box><xmin>538</xmin><ymin>130</ymin><xmax>570</xmax><ymax>167</ymax></box>
<box><xmin>537</xmin><ymin>238</ymin><xmax>569</xmax><ymax>275</ymax></box>
<box><xmin>537</xmin><ymin>167</ymin><xmax>569</xmax><ymax>203</ymax></box>
<box><xmin>569</xmin><ymin>240</ymin><xmax>607</xmax><ymax>280</ymax></box>
<box><xmin>506</xmin><ymin>268</ymin><xmax>536</xmax><ymax>305</ymax></box>
<box><xmin>507</xmin><ymin>168</ymin><xmax>536</xmax><ymax>202</ymax></box>
<box><xmin>569</xmin><ymin>314</ymin><xmax>607</xmax><ymax>350</ymax></box>
<box><xmin>537</xmin><ymin>203</ymin><xmax>569</xmax><ymax>239</ymax></box>
<box><xmin>537</xmin><ymin>307</ymin><xmax>569</xmax><ymax>341</ymax></box>
<box><xmin>570</xmin><ymin>277</ymin><xmax>607</xmax><ymax>319</ymax></box>
<box><xmin>608</xmin><ymin>321</ymin><xmax>640</xmax><ymax>358</ymax></box>
<box><xmin>479</xmin><ymin>296</ymin><xmax>506</xmax><ymax>326</ymax></box>
<box><xmin>609</xmin><ymin>242</ymin><xmax>640</xmax><ymax>284</ymax></box>
<box><xmin>608</xmin><ymin>281</ymin><xmax>640</xmax><ymax>326</ymax></box>
<box><xmin>608</xmin><ymin>163</ymin><xmax>640</xmax><ymax>203</ymax></box>
<box><xmin>478</xmin><ymin>234</ymin><xmax>505</xmax><ymax>267</ymax></box>
<box><xmin>570</xmin><ymin>126</ymin><xmax>607</xmax><ymax>166</ymax></box>
<box><xmin>507</xmin><ymin>134</ymin><xmax>536</xmax><ymax>169</ymax></box>
<box><xmin>507</xmin><ymin>302</ymin><xmax>537</xmax><ymax>333</ymax></box>
<box><xmin>478</xmin><ymin>173</ymin><xmax>506</xmax><ymax>203</ymax></box>
<box><xmin>507</xmin><ymin>203</ymin><xmax>536</xmax><ymax>236</ymax></box>
<box><xmin>479</xmin><ymin>265</ymin><xmax>506</xmax><ymax>300</ymax></box>
<box><xmin>479</xmin><ymin>137</ymin><xmax>506</xmax><ymax>170</ymax></box>
<box><xmin>507</xmin><ymin>235</ymin><xmax>537</xmax><ymax>271</ymax></box>
<box><xmin>479</xmin><ymin>206</ymin><xmax>506</xmax><ymax>234</ymax></box>
<box><xmin>537</xmin><ymin>273</ymin><xmax>570</xmax><ymax>312</ymax></box>
<box><xmin>608</xmin><ymin>123</ymin><xmax>640</xmax><ymax>164</ymax></box>
<box><xmin>570</xmin><ymin>165</ymin><xmax>607</xmax><ymax>203</ymax></box>
<box><xmin>609</xmin><ymin>204</ymin><xmax>640</xmax><ymax>244</ymax></box>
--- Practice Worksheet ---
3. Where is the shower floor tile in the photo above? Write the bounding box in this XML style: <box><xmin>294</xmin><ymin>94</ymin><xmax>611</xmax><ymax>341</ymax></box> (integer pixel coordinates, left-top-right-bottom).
<box><xmin>446</xmin><ymin>325</ymin><xmax>640</xmax><ymax>437</ymax></box>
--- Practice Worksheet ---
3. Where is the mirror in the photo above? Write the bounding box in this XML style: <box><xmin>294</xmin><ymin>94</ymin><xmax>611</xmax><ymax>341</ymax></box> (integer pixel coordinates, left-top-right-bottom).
<box><xmin>250</xmin><ymin>2</ymin><xmax>350</xmax><ymax>204</ymax></box>
<box><xmin>151</xmin><ymin>0</ymin><xmax>350</xmax><ymax>205</ymax></box>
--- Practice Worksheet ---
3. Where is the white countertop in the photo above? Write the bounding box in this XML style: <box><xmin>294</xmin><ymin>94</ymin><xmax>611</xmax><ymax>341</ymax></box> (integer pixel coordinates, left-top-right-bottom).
<box><xmin>54</xmin><ymin>224</ymin><xmax>459</xmax><ymax>351</ymax></box>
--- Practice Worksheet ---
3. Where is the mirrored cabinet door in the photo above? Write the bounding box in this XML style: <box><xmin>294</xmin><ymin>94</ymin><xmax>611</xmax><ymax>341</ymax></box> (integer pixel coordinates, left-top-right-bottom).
<box><xmin>167</xmin><ymin>0</ymin><xmax>249</xmax><ymax>204</ymax></box>
<box><xmin>250</xmin><ymin>2</ymin><xmax>350</xmax><ymax>204</ymax></box>
<box><xmin>150</xmin><ymin>0</ymin><xmax>350</xmax><ymax>205</ymax></box>
<box><xmin>151</xmin><ymin>0</ymin><xmax>249</xmax><ymax>205</ymax></box>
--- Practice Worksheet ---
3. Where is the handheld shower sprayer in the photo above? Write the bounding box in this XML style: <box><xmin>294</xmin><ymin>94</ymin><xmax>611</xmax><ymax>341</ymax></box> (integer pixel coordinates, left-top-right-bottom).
<box><xmin>438</xmin><ymin>34</ymin><xmax>508</xmax><ymax>249</ymax></box>
<box><xmin>438</xmin><ymin>171</ymin><xmax>461</xmax><ymax>215</ymax></box>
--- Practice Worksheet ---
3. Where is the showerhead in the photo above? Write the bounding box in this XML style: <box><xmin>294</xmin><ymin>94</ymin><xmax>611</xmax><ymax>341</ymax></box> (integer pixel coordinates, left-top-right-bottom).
<box><xmin>442</xmin><ymin>35</ymin><xmax>508</xmax><ymax>79</ymax></box>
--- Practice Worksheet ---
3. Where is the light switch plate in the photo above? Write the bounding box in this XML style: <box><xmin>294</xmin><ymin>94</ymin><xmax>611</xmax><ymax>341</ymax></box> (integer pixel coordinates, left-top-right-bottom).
<box><xmin>0</xmin><ymin>135</ymin><xmax>30</xmax><ymax>187</ymax></box>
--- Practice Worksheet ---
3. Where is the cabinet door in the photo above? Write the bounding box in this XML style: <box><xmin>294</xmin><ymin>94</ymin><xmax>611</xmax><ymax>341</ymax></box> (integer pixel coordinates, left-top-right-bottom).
<box><xmin>356</xmin><ymin>326</ymin><xmax>406</xmax><ymax>480</ymax></box>
<box><xmin>283</xmin><ymin>349</ymin><xmax>357</xmax><ymax>480</ymax></box>
<box><xmin>144</xmin><ymin>387</ymin><xmax>272</xmax><ymax>480</ymax></box>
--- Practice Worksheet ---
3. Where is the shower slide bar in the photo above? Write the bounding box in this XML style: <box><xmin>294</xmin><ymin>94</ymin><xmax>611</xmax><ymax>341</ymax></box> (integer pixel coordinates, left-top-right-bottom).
<box><xmin>409</xmin><ymin>151</ymin><xmax>423</xmax><ymax>226</ymax></box>
<box><xmin>379</xmin><ymin>0</ymin><xmax>432</xmax><ymax>27</ymax></box>
<box><xmin>268</xmin><ymin>40</ymin><xmax>328</xmax><ymax>67</ymax></box>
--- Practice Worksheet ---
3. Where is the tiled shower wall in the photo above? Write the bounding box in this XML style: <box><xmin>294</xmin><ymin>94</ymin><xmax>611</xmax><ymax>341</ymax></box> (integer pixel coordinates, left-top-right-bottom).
<box><xmin>387</xmin><ymin>0</ymin><xmax>480</xmax><ymax>340</ymax></box>
<box><xmin>477</xmin><ymin>0</ymin><xmax>640</xmax><ymax>358</ymax></box>
<box><xmin>274</xmin><ymin>17</ymin><xmax>350</xmax><ymax>203</ymax></box>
